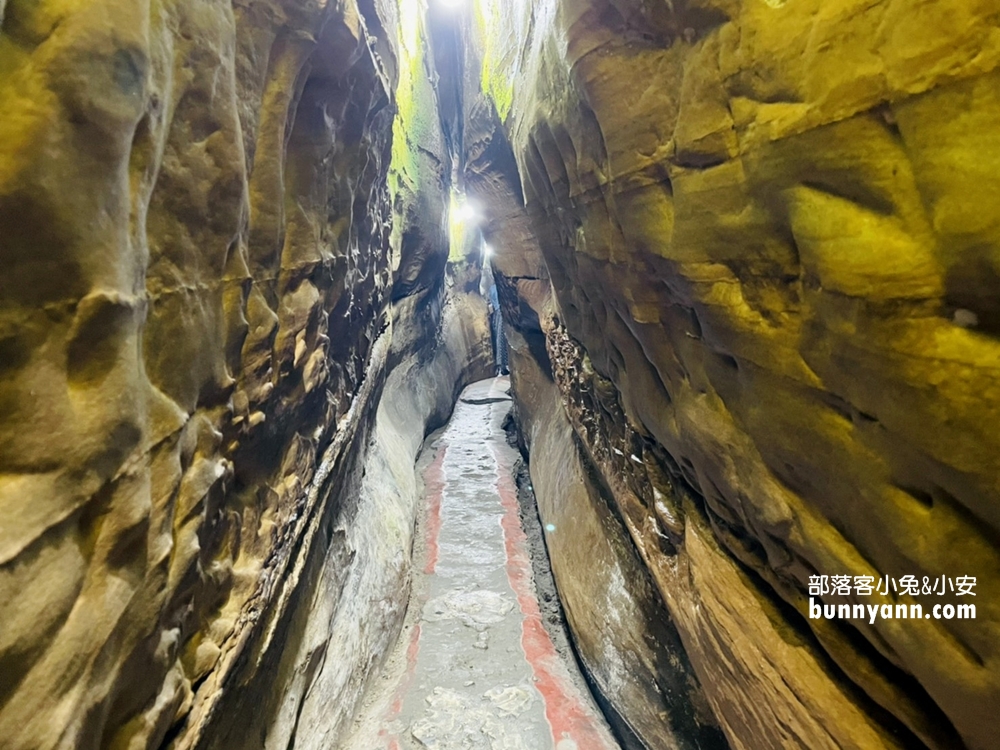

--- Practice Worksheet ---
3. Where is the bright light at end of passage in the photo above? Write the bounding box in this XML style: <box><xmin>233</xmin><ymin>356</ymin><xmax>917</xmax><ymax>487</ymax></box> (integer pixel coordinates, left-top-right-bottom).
<box><xmin>438</xmin><ymin>0</ymin><xmax>463</xmax><ymax>7</ymax></box>
<box><xmin>482</xmin><ymin>243</ymin><xmax>493</xmax><ymax>258</ymax></box>
<box><xmin>456</xmin><ymin>200</ymin><xmax>478</xmax><ymax>222</ymax></box>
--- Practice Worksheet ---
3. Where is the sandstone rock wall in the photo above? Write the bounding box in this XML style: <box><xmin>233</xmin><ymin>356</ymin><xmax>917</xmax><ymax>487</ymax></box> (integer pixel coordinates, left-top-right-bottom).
<box><xmin>467</xmin><ymin>0</ymin><xmax>1000</xmax><ymax>748</ymax></box>
<box><xmin>507</xmin><ymin>323</ymin><xmax>728</xmax><ymax>750</ymax></box>
<box><xmin>0</xmin><ymin>0</ymin><xmax>489</xmax><ymax>746</ymax></box>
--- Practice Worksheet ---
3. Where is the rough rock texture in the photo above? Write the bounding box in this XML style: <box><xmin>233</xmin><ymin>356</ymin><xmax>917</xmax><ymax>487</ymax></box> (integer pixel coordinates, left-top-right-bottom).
<box><xmin>466</xmin><ymin>0</ymin><xmax>1000</xmax><ymax>748</ymax></box>
<box><xmin>0</xmin><ymin>0</ymin><xmax>489</xmax><ymax>747</ymax></box>
<box><xmin>507</xmin><ymin>329</ymin><xmax>727</xmax><ymax>750</ymax></box>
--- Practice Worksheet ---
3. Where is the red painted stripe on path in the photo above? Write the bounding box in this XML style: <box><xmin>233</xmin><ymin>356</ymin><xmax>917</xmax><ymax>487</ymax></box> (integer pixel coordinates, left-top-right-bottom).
<box><xmin>422</xmin><ymin>445</ymin><xmax>447</xmax><ymax>574</ymax></box>
<box><xmin>492</xmin><ymin>441</ymin><xmax>615</xmax><ymax>750</ymax></box>
<box><xmin>381</xmin><ymin>441</ymin><xmax>448</xmax><ymax>748</ymax></box>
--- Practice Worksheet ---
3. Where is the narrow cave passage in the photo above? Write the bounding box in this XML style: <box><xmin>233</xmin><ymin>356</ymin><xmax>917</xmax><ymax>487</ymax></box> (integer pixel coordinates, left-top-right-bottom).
<box><xmin>339</xmin><ymin>378</ymin><xmax>619</xmax><ymax>750</ymax></box>
<box><xmin>3</xmin><ymin>0</ymin><xmax>1000</xmax><ymax>746</ymax></box>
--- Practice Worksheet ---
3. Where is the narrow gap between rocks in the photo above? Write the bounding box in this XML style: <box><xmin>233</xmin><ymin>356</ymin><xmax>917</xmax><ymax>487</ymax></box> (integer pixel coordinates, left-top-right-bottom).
<box><xmin>338</xmin><ymin>378</ymin><xmax>622</xmax><ymax>750</ymax></box>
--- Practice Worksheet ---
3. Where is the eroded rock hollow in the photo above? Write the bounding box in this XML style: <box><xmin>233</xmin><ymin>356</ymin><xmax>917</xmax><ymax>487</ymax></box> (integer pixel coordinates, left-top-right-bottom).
<box><xmin>0</xmin><ymin>0</ymin><xmax>490</xmax><ymax>746</ymax></box>
<box><xmin>2</xmin><ymin>0</ymin><xmax>999</xmax><ymax>748</ymax></box>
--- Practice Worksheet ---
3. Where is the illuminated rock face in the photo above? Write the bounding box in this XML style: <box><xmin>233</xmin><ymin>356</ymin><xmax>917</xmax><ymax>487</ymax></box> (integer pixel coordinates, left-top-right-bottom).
<box><xmin>0</xmin><ymin>0</ymin><xmax>490</xmax><ymax>747</ymax></box>
<box><xmin>468</xmin><ymin>0</ymin><xmax>1000</xmax><ymax>748</ymax></box>
<box><xmin>3</xmin><ymin>0</ymin><xmax>999</xmax><ymax>747</ymax></box>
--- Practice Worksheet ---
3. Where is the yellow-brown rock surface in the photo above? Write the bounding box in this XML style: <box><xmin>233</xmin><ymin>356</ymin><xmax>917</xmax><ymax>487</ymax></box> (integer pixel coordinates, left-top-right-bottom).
<box><xmin>5</xmin><ymin>0</ymin><xmax>1000</xmax><ymax>745</ymax></box>
<box><xmin>468</xmin><ymin>0</ymin><xmax>1000</xmax><ymax>747</ymax></box>
<box><xmin>0</xmin><ymin>0</ymin><xmax>490</xmax><ymax>747</ymax></box>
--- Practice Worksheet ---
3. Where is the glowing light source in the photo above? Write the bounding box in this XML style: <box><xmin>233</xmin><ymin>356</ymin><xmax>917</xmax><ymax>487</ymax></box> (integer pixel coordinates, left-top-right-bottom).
<box><xmin>455</xmin><ymin>200</ymin><xmax>478</xmax><ymax>222</ymax></box>
<box><xmin>439</xmin><ymin>0</ymin><xmax>463</xmax><ymax>7</ymax></box>
<box><xmin>482</xmin><ymin>243</ymin><xmax>493</xmax><ymax>258</ymax></box>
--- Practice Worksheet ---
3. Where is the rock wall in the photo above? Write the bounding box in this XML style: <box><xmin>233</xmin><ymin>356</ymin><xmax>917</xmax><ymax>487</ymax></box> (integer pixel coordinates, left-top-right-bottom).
<box><xmin>0</xmin><ymin>0</ymin><xmax>489</xmax><ymax>747</ymax></box>
<box><xmin>466</xmin><ymin>0</ymin><xmax>1000</xmax><ymax>748</ymax></box>
<box><xmin>507</xmin><ymin>325</ymin><xmax>728</xmax><ymax>750</ymax></box>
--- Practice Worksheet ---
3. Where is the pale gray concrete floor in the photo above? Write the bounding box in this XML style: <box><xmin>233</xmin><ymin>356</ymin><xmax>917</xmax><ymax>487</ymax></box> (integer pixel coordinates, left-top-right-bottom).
<box><xmin>338</xmin><ymin>378</ymin><xmax>619</xmax><ymax>750</ymax></box>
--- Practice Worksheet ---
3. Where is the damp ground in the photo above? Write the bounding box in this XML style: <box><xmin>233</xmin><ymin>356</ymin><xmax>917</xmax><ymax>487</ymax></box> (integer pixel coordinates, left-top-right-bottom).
<box><xmin>338</xmin><ymin>378</ymin><xmax>619</xmax><ymax>750</ymax></box>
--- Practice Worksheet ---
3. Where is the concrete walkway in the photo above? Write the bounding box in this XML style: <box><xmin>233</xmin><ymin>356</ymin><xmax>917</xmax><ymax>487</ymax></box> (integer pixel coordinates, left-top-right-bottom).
<box><xmin>340</xmin><ymin>378</ymin><xmax>619</xmax><ymax>750</ymax></box>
